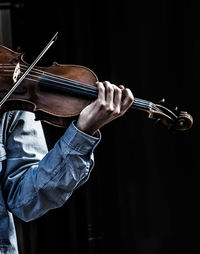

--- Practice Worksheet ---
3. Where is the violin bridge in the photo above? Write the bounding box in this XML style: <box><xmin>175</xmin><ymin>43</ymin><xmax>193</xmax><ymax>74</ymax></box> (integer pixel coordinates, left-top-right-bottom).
<box><xmin>13</xmin><ymin>63</ymin><xmax>21</xmax><ymax>83</ymax></box>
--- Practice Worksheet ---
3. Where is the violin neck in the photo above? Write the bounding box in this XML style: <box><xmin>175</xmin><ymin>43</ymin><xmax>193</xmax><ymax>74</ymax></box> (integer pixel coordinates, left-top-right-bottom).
<box><xmin>39</xmin><ymin>73</ymin><xmax>153</xmax><ymax>112</ymax></box>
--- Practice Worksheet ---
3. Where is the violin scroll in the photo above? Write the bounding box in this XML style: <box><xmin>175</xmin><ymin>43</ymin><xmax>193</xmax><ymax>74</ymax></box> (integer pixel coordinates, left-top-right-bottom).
<box><xmin>171</xmin><ymin>111</ymin><xmax>193</xmax><ymax>131</ymax></box>
<box><xmin>146</xmin><ymin>100</ymin><xmax>193</xmax><ymax>132</ymax></box>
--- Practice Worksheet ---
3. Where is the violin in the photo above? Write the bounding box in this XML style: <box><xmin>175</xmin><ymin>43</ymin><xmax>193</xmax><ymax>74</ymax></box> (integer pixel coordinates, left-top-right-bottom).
<box><xmin>0</xmin><ymin>44</ymin><xmax>193</xmax><ymax>132</ymax></box>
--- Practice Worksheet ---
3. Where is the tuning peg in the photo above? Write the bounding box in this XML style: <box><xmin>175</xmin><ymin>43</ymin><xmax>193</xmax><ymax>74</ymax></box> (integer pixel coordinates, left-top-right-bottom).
<box><xmin>173</xmin><ymin>106</ymin><xmax>178</xmax><ymax>112</ymax></box>
<box><xmin>155</xmin><ymin>118</ymin><xmax>161</xmax><ymax>124</ymax></box>
<box><xmin>154</xmin><ymin>118</ymin><xmax>162</xmax><ymax>127</ymax></box>
<box><xmin>167</xmin><ymin>121</ymin><xmax>177</xmax><ymax>134</ymax></box>
<box><xmin>158</xmin><ymin>98</ymin><xmax>166</xmax><ymax>105</ymax></box>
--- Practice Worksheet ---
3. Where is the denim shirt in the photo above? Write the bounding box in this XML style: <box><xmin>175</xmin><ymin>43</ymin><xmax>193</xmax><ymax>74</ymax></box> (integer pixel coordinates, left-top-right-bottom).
<box><xmin>0</xmin><ymin>110</ymin><xmax>100</xmax><ymax>254</ymax></box>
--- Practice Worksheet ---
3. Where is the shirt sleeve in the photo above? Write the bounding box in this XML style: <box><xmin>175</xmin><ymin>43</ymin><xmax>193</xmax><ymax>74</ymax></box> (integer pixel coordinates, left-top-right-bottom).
<box><xmin>2</xmin><ymin>111</ymin><xmax>100</xmax><ymax>222</ymax></box>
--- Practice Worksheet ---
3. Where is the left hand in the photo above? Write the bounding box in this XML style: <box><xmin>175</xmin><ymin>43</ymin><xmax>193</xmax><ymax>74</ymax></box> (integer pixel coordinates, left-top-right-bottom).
<box><xmin>76</xmin><ymin>81</ymin><xmax>134</xmax><ymax>135</ymax></box>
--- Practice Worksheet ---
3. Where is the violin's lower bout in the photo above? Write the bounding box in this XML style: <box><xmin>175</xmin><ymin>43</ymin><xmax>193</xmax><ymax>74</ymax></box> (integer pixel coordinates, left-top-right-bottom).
<box><xmin>0</xmin><ymin>76</ymin><xmax>94</xmax><ymax>127</ymax></box>
<box><xmin>0</xmin><ymin>98</ymin><xmax>84</xmax><ymax>127</ymax></box>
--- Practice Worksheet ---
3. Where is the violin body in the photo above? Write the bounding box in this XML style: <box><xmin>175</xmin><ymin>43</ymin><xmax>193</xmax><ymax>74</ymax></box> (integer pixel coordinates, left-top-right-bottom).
<box><xmin>0</xmin><ymin>45</ymin><xmax>98</xmax><ymax>127</ymax></box>
<box><xmin>0</xmin><ymin>45</ymin><xmax>193</xmax><ymax>131</ymax></box>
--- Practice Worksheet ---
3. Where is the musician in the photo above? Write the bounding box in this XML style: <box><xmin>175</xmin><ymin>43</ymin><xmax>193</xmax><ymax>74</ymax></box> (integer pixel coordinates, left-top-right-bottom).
<box><xmin>0</xmin><ymin>81</ymin><xmax>134</xmax><ymax>253</ymax></box>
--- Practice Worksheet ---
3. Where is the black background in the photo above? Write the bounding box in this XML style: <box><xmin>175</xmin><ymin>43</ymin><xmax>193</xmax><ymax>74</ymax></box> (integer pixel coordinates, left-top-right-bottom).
<box><xmin>2</xmin><ymin>0</ymin><xmax>200</xmax><ymax>253</ymax></box>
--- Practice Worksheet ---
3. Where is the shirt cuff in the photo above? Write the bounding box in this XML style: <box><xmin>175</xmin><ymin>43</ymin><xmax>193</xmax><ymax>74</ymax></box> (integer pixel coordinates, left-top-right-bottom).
<box><xmin>61</xmin><ymin>121</ymin><xmax>101</xmax><ymax>154</ymax></box>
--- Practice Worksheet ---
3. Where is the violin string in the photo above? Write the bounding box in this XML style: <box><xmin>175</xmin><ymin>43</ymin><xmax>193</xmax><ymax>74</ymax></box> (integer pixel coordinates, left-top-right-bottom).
<box><xmin>0</xmin><ymin>64</ymin><xmax>152</xmax><ymax>103</ymax></box>
<box><xmin>1</xmin><ymin>64</ymin><xmax>99</xmax><ymax>96</ymax></box>
<box><xmin>0</xmin><ymin>65</ymin><xmax>160</xmax><ymax>105</ymax></box>
<box><xmin>0</xmin><ymin>65</ymin><xmax>159</xmax><ymax>107</ymax></box>
<box><xmin>1</xmin><ymin>71</ymin><xmax>161</xmax><ymax>112</ymax></box>
<box><xmin>0</xmin><ymin>64</ymin><xmax>163</xmax><ymax>113</ymax></box>
<box><xmin>1</xmin><ymin>63</ymin><xmax>97</xmax><ymax>90</ymax></box>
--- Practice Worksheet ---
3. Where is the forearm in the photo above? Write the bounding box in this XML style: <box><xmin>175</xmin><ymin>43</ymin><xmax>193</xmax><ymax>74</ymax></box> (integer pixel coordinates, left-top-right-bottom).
<box><xmin>4</xmin><ymin>119</ymin><xmax>100</xmax><ymax>222</ymax></box>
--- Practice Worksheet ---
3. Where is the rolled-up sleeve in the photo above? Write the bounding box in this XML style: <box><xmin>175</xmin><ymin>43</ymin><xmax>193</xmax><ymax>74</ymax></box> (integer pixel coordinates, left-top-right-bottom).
<box><xmin>2</xmin><ymin>111</ymin><xmax>100</xmax><ymax>222</ymax></box>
